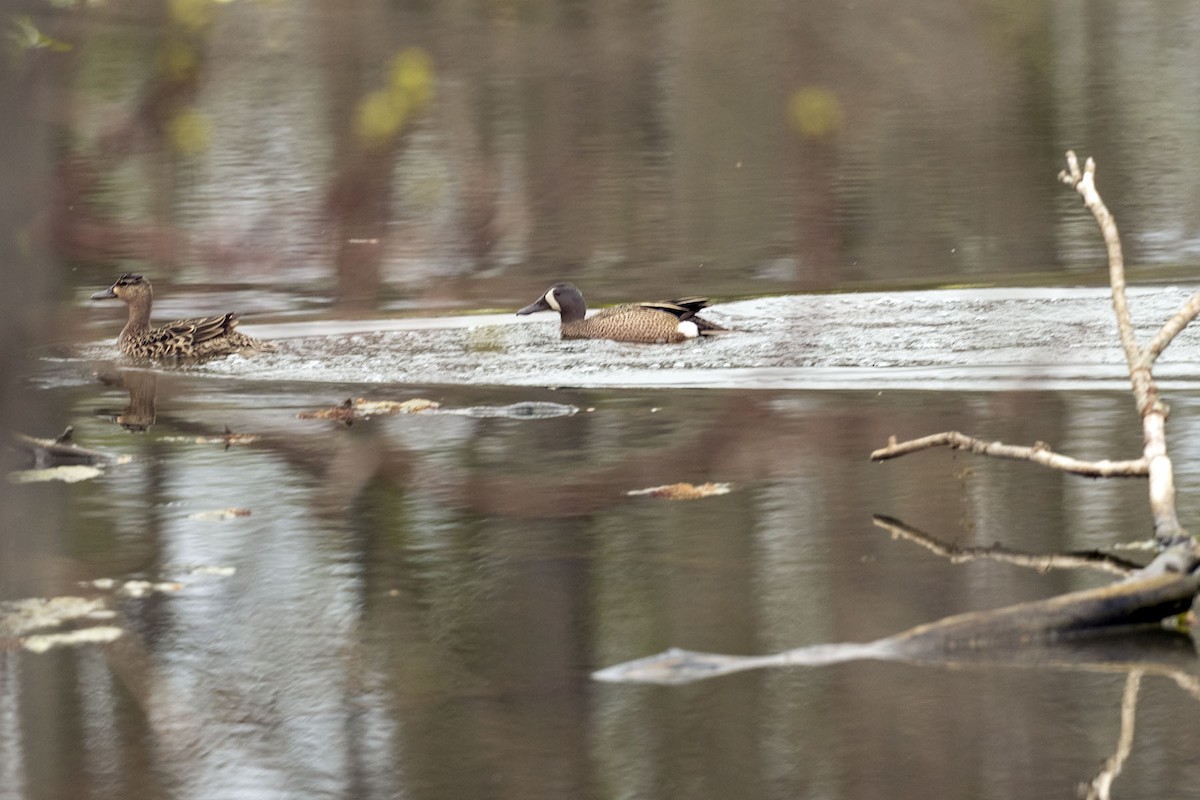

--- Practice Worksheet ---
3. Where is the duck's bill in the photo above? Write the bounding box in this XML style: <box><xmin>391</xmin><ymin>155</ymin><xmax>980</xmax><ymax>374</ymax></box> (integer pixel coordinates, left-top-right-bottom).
<box><xmin>91</xmin><ymin>287</ymin><xmax>117</xmax><ymax>300</ymax></box>
<box><xmin>516</xmin><ymin>297</ymin><xmax>551</xmax><ymax>316</ymax></box>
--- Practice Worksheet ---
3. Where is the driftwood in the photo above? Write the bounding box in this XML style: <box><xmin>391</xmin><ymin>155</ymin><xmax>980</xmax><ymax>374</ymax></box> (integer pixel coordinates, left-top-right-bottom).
<box><xmin>11</xmin><ymin>427</ymin><xmax>124</xmax><ymax>468</ymax></box>
<box><xmin>594</xmin><ymin>570</ymin><xmax>1200</xmax><ymax>685</ymax></box>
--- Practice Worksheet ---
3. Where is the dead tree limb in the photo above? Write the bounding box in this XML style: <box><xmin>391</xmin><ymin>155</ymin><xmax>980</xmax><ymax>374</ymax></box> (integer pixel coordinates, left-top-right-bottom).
<box><xmin>872</xmin><ymin>515</ymin><xmax>1141</xmax><ymax>577</ymax></box>
<box><xmin>1057</xmin><ymin>152</ymin><xmax>1186</xmax><ymax>543</ymax></box>
<box><xmin>870</xmin><ymin>432</ymin><xmax>1148</xmax><ymax>478</ymax></box>
<box><xmin>874</xmin><ymin>153</ymin><xmax>1193</xmax><ymax>545</ymax></box>
<box><xmin>1058</xmin><ymin>152</ymin><xmax>1141</xmax><ymax>378</ymax></box>
<box><xmin>1145</xmin><ymin>292</ymin><xmax>1200</xmax><ymax>364</ymax></box>
<box><xmin>594</xmin><ymin>570</ymin><xmax>1200</xmax><ymax>685</ymax></box>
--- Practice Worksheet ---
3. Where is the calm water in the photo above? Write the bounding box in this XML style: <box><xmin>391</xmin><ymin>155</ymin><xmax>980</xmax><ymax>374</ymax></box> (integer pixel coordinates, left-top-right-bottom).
<box><xmin>7</xmin><ymin>375</ymin><xmax>1200</xmax><ymax>798</ymax></box>
<box><xmin>6</xmin><ymin>1</ymin><xmax>1200</xmax><ymax>798</ymax></box>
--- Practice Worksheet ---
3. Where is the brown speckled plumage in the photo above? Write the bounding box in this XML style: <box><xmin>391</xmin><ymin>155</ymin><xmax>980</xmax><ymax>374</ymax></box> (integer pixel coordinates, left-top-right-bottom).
<box><xmin>91</xmin><ymin>273</ymin><xmax>275</xmax><ymax>361</ymax></box>
<box><xmin>516</xmin><ymin>283</ymin><xmax>727</xmax><ymax>344</ymax></box>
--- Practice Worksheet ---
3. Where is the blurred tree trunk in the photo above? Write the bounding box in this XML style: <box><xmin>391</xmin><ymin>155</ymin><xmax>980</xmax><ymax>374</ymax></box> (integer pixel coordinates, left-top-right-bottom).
<box><xmin>320</xmin><ymin>0</ymin><xmax>392</xmax><ymax>312</ymax></box>
<box><xmin>1</xmin><ymin>27</ymin><xmax>66</xmax><ymax>597</ymax></box>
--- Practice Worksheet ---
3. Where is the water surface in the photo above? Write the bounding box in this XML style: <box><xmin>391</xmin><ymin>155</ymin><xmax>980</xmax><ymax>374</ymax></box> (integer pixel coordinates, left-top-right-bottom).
<box><xmin>7</xmin><ymin>365</ymin><xmax>1200</xmax><ymax>798</ymax></box>
<box><xmin>7</xmin><ymin>2</ymin><xmax>1200</xmax><ymax>798</ymax></box>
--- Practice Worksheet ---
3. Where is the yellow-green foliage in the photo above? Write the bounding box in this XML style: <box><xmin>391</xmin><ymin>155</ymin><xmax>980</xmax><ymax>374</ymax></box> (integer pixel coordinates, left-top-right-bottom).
<box><xmin>156</xmin><ymin>37</ymin><xmax>199</xmax><ymax>82</ymax></box>
<box><xmin>10</xmin><ymin>15</ymin><xmax>73</xmax><ymax>51</ymax></box>
<box><xmin>168</xmin><ymin>0</ymin><xmax>217</xmax><ymax>32</ymax></box>
<box><xmin>167</xmin><ymin>106</ymin><xmax>212</xmax><ymax>155</ymax></box>
<box><xmin>355</xmin><ymin>47</ymin><xmax>436</xmax><ymax>147</ymax></box>
<box><xmin>787</xmin><ymin>86</ymin><xmax>844</xmax><ymax>141</ymax></box>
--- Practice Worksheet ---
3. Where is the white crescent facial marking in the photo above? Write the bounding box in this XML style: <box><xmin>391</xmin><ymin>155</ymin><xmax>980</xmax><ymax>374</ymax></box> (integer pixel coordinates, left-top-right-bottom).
<box><xmin>546</xmin><ymin>289</ymin><xmax>561</xmax><ymax>312</ymax></box>
<box><xmin>677</xmin><ymin>320</ymin><xmax>700</xmax><ymax>339</ymax></box>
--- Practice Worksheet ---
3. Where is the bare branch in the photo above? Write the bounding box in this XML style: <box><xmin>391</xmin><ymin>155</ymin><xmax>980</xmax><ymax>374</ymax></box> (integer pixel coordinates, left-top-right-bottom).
<box><xmin>1058</xmin><ymin>151</ymin><xmax>1141</xmax><ymax>376</ymax></box>
<box><xmin>871</xmin><ymin>515</ymin><xmax>1140</xmax><ymax>577</ymax></box>
<box><xmin>1144</xmin><ymin>290</ymin><xmax>1200</xmax><ymax>365</ymax></box>
<box><xmin>869</xmin><ymin>431</ymin><xmax>1148</xmax><ymax>477</ymax></box>
<box><xmin>1057</xmin><ymin>152</ymin><xmax>1190</xmax><ymax>542</ymax></box>
<box><xmin>1143</xmin><ymin>415</ymin><xmax>1183</xmax><ymax>540</ymax></box>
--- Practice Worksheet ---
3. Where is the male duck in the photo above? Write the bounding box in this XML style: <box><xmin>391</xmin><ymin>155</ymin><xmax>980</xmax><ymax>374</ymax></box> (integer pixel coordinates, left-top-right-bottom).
<box><xmin>91</xmin><ymin>273</ymin><xmax>275</xmax><ymax>360</ymax></box>
<box><xmin>516</xmin><ymin>282</ymin><xmax>728</xmax><ymax>344</ymax></box>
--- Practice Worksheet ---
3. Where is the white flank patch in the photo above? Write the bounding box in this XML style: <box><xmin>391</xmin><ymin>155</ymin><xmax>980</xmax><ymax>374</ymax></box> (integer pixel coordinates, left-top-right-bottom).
<box><xmin>677</xmin><ymin>320</ymin><xmax>700</xmax><ymax>339</ymax></box>
<box><xmin>546</xmin><ymin>289</ymin><xmax>561</xmax><ymax>312</ymax></box>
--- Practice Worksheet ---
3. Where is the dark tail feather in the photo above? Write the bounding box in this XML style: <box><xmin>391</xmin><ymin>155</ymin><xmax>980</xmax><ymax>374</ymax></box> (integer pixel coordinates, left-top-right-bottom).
<box><xmin>696</xmin><ymin>318</ymin><xmax>730</xmax><ymax>334</ymax></box>
<box><xmin>639</xmin><ymin>297</ymin><xmax>711</xmax><ymax>319</ymax></box>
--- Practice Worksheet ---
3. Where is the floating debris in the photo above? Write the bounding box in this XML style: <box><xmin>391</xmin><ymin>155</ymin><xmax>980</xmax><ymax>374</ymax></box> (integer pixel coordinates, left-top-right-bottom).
<box><xmin>79</xmin><ymin>578</ymin><xmax>185</xmax><ymax>596</ymax></box>
<box><xmin>356</xmin><ymin>398</ymin><xmax>440</xmax><ymax>416</ymax></box>
<box><xmin>298</xmin><ymin>398</ymin><xmax>355</xmax><ymax>422</ymax></box>
<box><xmin>3</xmin><ymin>569</ymin><xmax>233</xmax><ymax>654</ymax></box>
<box><xmin>215</xmin><ymin>432</ymin><xmax>260</xmax><ymax>447</ymax></box>
<box><xmin>626</xmin><ymin>482</ymin><xmax>732</xmax><ymax>500</ymax></box>
<box><xmin>11</xmin><ymin>426</ymin><xmax>130</xmax><ymax>469</ymax></box>
<box><xmin>187</xmin><ymin>508</ymin><xmax>252</xmax><ymax>521</ymax></box>
<box><xmin>178</xmin><ymin>426</ymin><xmax>262</xmax><ymax>448</ymax></box>
<box><xmin>298</xmin><ymin>397</ymin><xmax>440</xmax><ymax>424</ymax></box>
<box><xmin>120</xmin><ymin>580</ymin><xmax>183</xmax><ymax>597</ymax></box>
<box><xmin>183</xmin><ymin>564</ymin><xmax>237</xmax><ymax>577</ymax></box>
<box><xmin>9</xmin><ymin>465</ymin><xmax>105</xmax><ymax>484</ymax></box>
<box><xmin>1</xmin><ymin>596</ymin><xmax>112</xmax><ymax>637</ymax></box>
<box><xmin>439</xmin><ymin>401</ymin><xmax>580</xmax><ymax>419</ymax></box>
<box><xmin>23</xmin><ymin>627</ymin><xmax>124</xmax><ymax>653</ymax></box>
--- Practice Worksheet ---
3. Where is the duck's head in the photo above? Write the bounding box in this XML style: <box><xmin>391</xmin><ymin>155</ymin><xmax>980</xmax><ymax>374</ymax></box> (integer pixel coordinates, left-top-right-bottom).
<box><xmin>92</xmin><ymin>273</ymin><xmax>151</xmax><ymax>304</ymax></box>
<box><xmin>516</xmin><ymin>283</ymin><xmax>586</xmax><ymax>322</ymax></box>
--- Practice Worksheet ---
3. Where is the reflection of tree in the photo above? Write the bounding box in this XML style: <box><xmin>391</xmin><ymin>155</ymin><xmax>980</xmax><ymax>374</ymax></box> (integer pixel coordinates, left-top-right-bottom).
<box><xmin>51</xmin><ymin>1</ymin><xmax>215</xmax><ymax>270</ymax></box>
<box><xmin>319</xmin><ymin>4</ymin><xmax>434</xmax><ymax>310</ymax></box>
<box><xmin>1</xmin><ymin>10</ymin><xmax>71</xmax><ymax>599</ymax></box>
<box><xmin>167</xmin><ymin>389</ymin><xmax>786</xmax><ymax>796</ymax></box>
<box><xmin>873</xmin><ymin>514</ymin><xmax>1140</xmax><ymax>576</ymax></box>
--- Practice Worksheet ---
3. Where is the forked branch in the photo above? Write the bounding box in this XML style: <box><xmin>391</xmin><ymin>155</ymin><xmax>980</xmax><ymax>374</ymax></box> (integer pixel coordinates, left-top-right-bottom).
<box><xmin>870</xmin><ymin>431</ymin><xmax>1147</xmax><ymax>478</ymax></box>
<box><xmin>876</xmin><ymin>152</ymin><xmax>1194</xmax><ymax>544</ymax></box>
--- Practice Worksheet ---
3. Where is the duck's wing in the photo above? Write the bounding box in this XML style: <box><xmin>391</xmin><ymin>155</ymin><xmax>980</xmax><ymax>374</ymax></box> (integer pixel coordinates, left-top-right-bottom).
<box><xmin>138</xmin><ymin>314</ymin><xmax>239</xmax><ymax>354</ymax></box>
<box><xmin>637</xmin><ymin>298</ymin><xmax>728</xmax><ymax>333</ymax></box>
<box><xmin>190</xmin><ymin>313</ymin><xmax>240</xmax><ymax>343</ymax></box>
<box><xmin>637</xmin><ymin>298</ymin><xmax>708</xmax><ymax>318</ymax></box>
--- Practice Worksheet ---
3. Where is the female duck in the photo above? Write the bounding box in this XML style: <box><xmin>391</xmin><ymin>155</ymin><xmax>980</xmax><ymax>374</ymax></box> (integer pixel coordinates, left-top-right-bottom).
<box><xmin>516</xmin><ymin>282</ymin><xmax>727</xmax><ymax>344</ymax></box>
<box><xmin>91</xmin><ymin>273</ymin><xmax>274</xmax><ymax>360</ymax></box>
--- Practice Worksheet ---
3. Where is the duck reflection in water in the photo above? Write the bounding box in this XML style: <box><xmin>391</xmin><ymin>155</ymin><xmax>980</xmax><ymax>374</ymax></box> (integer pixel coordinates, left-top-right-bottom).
<box><xmin>94</xmin><ymin>369</ymin><xmax>158</xmax><ymax>432</ymax></box>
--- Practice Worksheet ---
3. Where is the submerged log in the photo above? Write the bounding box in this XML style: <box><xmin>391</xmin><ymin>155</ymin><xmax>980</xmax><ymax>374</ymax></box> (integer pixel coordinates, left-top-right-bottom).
<box><xmin>884</xmin><ymin>569</ymin><xmax>1200</xmax><ymax>653</ymax></box>
<box><xmin>594</xmin><ymin>568</ymin><xmax>1200</xmax><ymax>684</ymax></box>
